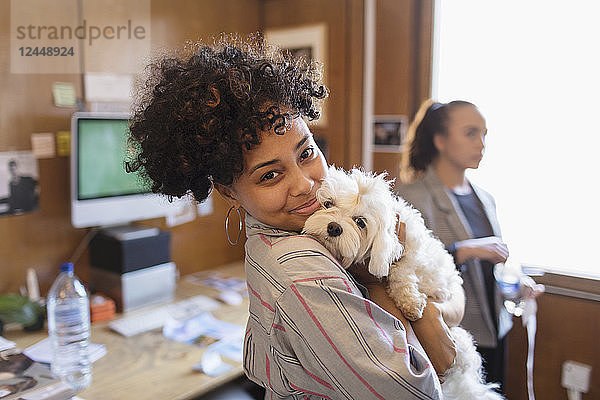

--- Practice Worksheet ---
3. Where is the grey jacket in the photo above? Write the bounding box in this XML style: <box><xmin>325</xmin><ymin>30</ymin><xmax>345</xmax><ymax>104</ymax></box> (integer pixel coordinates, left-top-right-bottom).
<box><xmin>396</xmin><ymin>167</ymin><xmax>512</xmax><ymax>348</ymax></box>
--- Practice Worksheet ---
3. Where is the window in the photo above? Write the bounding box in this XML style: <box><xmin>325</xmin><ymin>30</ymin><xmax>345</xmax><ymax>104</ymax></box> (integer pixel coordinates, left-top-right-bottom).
<box><xmin>433</xmin><ymin>0</ymin><xmax>600</xmax><ymax>277</ymax></box>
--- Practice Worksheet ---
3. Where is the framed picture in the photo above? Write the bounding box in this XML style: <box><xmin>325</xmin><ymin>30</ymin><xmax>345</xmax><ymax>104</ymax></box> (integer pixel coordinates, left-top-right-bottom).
<box><xmin>264</xmin><ymin>23</ymin><xmax>328</xmax><ymax>127</ymax></box>
<box><xmin>373</xmin><ymin>115</ymin><xmax>407</xmax><ymax>152</ymax></box>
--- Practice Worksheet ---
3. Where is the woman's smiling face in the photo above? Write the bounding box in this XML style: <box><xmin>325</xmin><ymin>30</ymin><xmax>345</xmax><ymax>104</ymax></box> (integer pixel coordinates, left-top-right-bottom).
<box><xmin>219</xmin><ymin>117</ymin><xmax>328</xmax><ymax>232</ymax></box>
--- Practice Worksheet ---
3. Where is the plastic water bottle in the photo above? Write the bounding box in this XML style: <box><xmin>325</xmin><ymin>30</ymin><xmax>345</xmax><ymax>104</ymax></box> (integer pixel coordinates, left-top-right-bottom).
<box><xmin>494</xmin><ymin>259</ymin><xmax>525</xmax><ymax>316</ymax></box>
<box><xmin>47</xmin><ymin>262</ymin><xmax>92</xmax><ymax>392</ymax></box>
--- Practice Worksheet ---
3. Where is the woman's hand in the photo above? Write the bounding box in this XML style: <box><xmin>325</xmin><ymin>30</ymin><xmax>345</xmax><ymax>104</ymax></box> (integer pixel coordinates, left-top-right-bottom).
<box><xmin>455</xmin><ymin>236</ymin><xmax>508</xmax><ymax>264</ymax></box>
<box><xmin>411</xmin><ymin>300</ymin><xmax>457</xmax><ymax>376</ymax></box>
<box><xmin>520</xmin><ymin>275</ymin><xmax>545</xmax><ymax>299</ymax></box>
<box><xmin>432</xmin><ymin>286</ymin><xmax>465</xmax><ymax>328</ymax></box>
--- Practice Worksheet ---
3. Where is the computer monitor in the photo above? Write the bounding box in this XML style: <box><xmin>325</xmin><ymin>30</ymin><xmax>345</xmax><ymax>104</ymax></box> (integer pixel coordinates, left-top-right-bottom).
<box><xmin>70</xmin><ymin>112</ymin><xmax>184</xmax><ymax>228</ymax></box>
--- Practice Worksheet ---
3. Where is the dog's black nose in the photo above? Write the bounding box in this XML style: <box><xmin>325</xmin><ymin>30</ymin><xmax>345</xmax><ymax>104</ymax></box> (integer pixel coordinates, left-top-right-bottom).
<box><xmin>327</xmin><ymin>222</ymin><xmax>343</xmax><ymax>237</ymax></box>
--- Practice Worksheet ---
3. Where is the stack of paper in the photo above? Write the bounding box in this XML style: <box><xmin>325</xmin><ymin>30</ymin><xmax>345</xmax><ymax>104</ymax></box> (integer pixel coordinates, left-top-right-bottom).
<box><xmin>24</xmin><ymin>338</ymin><xmax>106</xmax><ymax>364</ymax></box>
<box><xmin>163</xmin><ymin>312</ymin><xmax>244</xmax><ymax>377</ymax></box>
<box><xmin>0</xmin><ymin>336</ymin><xmax>16</xmax><ymax>351</ymax></box>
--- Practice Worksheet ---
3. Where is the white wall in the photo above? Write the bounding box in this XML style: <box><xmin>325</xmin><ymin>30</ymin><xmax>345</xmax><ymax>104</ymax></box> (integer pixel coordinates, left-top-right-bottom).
<box><xmin>434</xmin><ymin>0</ymin><xmax>600</xmax><ymax>277</ymax></box>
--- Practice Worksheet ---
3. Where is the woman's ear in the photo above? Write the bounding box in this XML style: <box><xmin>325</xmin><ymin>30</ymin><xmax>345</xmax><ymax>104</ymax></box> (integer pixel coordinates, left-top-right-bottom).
<box><xmin>433</xmin><ymin>132</ymin><xmax>446</xmax><ymax>153</ymax></box>
<box><xmin>214</xmin><ymin>182</ymin><xmax>241</xmax><ymax>209</ymax></box>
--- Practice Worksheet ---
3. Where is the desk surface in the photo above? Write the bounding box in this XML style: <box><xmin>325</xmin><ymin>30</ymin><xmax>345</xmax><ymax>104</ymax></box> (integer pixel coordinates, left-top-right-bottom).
<box><xmin>6</xmin><ymin>262</ymin><xmax>249</xmax><ymax>400</ymax></box>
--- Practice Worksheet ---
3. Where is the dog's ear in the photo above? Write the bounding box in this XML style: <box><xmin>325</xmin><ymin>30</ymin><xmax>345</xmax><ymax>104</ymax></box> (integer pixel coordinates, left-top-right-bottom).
<box><xmin>350</xmin><ymin>168</ymin><xmax>393</xmax><ymax>197</ymax></box>
<box><xmin>367</xmin><ymin>226</ymin><xmax>403</xmax><ymax>278</ymax></box>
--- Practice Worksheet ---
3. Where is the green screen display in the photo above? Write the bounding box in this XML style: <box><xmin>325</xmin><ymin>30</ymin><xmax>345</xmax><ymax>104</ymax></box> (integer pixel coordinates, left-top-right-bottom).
<box><xmin>77</xmin><ymin>118</ymin><xmax>147</xmax><ymax>200</ymax></box>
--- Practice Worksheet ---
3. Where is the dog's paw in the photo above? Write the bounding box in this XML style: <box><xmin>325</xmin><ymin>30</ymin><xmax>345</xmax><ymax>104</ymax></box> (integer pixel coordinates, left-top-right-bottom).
<box><xmin>400</xmin><ymin>293</ymin><xmax>428</xmax><ymax>321</ymax></box>
<box><xmin>402</xmin><ymin>307</ymin><xmax>423</xmax><ymax>321</ymax></box>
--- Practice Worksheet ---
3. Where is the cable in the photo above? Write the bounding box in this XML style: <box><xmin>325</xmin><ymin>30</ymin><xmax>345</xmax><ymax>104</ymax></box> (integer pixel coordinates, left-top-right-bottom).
<box><xmin>567</xmin><ymin>389</ymin><xmax>582</xmax><ymax>400</ymax></box>
<box><xmin>69</xmin><ymin>227</ymin><xmax>99</xmax><ymax>266</ymax></box>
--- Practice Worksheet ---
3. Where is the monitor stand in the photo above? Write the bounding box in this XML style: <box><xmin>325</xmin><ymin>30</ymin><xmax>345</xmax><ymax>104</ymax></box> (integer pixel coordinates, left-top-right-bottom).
<box><xmin>100</xmin><ymin>224</ymin><xmax>160</xmax><ymax>241</ymax></box>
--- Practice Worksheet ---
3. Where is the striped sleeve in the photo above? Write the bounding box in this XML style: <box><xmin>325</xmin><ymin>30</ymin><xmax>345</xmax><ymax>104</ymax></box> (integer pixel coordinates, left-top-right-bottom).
<box><xmin>269</xmin><ymin>277</ymin><xmax>442</xmax><ymax>399</ymax></box>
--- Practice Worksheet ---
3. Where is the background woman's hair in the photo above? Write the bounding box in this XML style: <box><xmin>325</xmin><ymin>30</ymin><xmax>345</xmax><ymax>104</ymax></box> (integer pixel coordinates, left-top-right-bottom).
<box><xmin>400</xmin><ymin>99</ymin><xmax>475</xmax><ymax>183</ymax></box>
<box><xmin>126</xmin><ymin>34</ymin><xmax>328</xmax><ymax>203</ymax></box>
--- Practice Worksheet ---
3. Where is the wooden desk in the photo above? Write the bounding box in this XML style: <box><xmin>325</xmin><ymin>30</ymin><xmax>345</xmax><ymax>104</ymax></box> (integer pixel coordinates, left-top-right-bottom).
<box><xmin>5</xmin><ymin>262</ymin><xmax>249</xmax><ymax>400</ymax></box>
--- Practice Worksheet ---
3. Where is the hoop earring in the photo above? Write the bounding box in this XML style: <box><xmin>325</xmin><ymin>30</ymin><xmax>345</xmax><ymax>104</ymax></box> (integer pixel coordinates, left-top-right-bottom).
<box><xmin>225</xmin><ymin>206</ymin><xmax>242</xmax><ymax>246</ymax></box>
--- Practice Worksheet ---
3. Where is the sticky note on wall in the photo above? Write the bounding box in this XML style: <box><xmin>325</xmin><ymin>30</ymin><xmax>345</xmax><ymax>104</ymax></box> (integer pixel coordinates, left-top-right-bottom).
<box><xmin>52</xmin><ymin>82</ymin><xmax>77</xmax><ymax>108</ymax></box>
<box><xmin>31</xmin><ymin>133</ymin><xmax>55</xmax><ymax>159</ymax></box>
<box><xmin>56</xmin><ymin>131</ymin><xmax>71</xmax><ymax>156</ymax></box>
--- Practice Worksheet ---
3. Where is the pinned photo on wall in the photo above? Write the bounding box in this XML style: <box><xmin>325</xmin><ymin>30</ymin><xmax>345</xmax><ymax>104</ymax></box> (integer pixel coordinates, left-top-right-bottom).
<box><xmin>0</xmin><ymin>151</ymin><xmax>40</xmax><ymax>216</ymax></box>
<box><xmin>373</xmin><ymin>115</ymin><xmax>408</xmax><ymax>152</ymax></box>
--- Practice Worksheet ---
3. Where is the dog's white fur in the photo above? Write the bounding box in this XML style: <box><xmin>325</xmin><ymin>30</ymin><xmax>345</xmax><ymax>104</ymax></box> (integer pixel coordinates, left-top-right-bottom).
<box><xmin>303</xmin><ymin>166</ymin><xmax>503</xmax><ymax>400</ymax></box>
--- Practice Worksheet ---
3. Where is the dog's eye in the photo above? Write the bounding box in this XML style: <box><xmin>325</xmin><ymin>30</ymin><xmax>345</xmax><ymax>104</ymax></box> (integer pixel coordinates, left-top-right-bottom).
<box><xmin>323</xmin><ymin>200</ymin><xmax>334</xmax><ymax>208</ymax></box>
<box><xmin>353</xmin><ymin>217</ymin><xmax>366</xmax><ymax>229</ymax></box>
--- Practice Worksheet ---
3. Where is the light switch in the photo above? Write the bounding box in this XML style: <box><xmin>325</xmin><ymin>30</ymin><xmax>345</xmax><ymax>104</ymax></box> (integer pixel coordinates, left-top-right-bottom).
<box><xmin>562</xmin><ymin>360</ymin><xmax>592</xmax><ymax>393</ymax></box>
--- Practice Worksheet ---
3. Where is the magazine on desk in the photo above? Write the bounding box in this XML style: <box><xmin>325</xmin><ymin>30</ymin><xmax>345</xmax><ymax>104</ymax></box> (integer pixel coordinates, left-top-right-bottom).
<box><xmin>0</xmin><ymin>351</ymin><xmax>74</xmax><ymax>400</ymax></box>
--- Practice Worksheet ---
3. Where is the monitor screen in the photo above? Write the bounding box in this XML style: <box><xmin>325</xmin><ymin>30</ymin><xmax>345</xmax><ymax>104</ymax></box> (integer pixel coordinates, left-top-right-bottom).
<box><xmin>77</xmin><ymin>117</ymin><xmax>146</xmax><ymax>200</ymax></box>
<box><xmin>70</xmin><ymin>112</ymin><xmax>185</xmax><ymax>228</ymax></box>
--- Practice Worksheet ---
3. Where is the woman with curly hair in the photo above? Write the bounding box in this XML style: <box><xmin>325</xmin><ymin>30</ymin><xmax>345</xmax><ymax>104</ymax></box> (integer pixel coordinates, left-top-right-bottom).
<box><xmin>127</xmin><ymin>36</ymin><xmax>453</xmax><ymax>399</ymax></box>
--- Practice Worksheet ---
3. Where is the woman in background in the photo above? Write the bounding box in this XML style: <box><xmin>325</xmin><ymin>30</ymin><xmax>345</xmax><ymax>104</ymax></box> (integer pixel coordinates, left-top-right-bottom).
<box><xmin>397</xmin><ymin>100</ymin><xmax>511</xmax><ymax>391</ymax></box>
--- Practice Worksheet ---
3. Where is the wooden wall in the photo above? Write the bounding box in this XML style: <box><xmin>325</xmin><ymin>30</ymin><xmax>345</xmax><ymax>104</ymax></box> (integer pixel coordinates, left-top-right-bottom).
<box><xmin>0</xmin><ymin>0</ymin><xmax>259</xmax><ymax>295</ymax></box>
<box><xmin>506</xmin><ymin>275</ymin><xmax>600</xmax><ymax>400</ymax></box>
<box><xmin>262</xmin><ymin>0</ymin><xmax>365</xmax><ymax>169</ymax></box>
<box><xmin>373</xmin><ymin>0</ymin><xmax>433</xmax><ymax>181</ymax></box>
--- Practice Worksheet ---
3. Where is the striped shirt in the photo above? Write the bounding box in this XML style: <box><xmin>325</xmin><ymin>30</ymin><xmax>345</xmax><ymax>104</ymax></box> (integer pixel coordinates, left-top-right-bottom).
<box><xmin>243</xmin><ymin>215</ymin><xmax>442</xmax><ymax>400</ymax></box>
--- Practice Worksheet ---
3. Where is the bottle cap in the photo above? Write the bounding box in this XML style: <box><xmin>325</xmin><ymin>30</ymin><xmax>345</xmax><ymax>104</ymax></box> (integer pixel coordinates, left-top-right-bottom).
<box><xmin>60</xmin><ymin>262</ymin><xmax>74</xmax><ymax>273</ymax></box>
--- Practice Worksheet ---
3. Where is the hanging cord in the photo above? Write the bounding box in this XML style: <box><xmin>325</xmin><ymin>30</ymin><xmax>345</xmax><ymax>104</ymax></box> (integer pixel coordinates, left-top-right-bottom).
<box><xmin>69</xmin><ymin>227</ymin><xmax>100</xmax><ymax>265</ymax></box>
<box><xmin>567</xmin><ymin>390</ymin><xmax>582</xmax><ymax>400</ymax></box>
<box><xmin>522</xmin><ymin>297</ymin><xmax>538</xmax><ymax>400</ymax></box>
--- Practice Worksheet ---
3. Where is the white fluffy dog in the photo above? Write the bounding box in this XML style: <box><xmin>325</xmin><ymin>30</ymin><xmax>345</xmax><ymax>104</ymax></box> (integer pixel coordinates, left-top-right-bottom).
<box><xmin>303</xmin><ymin>166</ymin><xmax>503</xmax><ymax>400</ymax></box>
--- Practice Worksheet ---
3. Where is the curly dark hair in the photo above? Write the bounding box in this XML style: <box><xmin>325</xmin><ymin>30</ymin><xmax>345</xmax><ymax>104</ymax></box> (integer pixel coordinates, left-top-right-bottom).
<box><xmin>126</xmin><ymin>35</ymin><xmax>328</xmax><ymax>202</ymax></box>
<box><xmin>400</xmin><ymin>99</ymin><xmax>475</xmax><ymax>183</ymax></box>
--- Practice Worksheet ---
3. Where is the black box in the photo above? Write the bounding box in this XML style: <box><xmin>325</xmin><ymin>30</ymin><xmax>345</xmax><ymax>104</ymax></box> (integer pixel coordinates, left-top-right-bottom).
<box><xmin>89</xmin><ymin>230</ymin><xmax>171</xmax><ymax>274</ymax></box>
